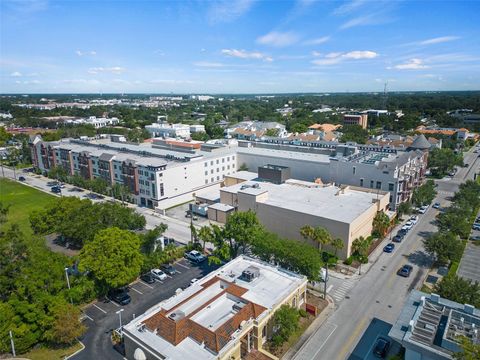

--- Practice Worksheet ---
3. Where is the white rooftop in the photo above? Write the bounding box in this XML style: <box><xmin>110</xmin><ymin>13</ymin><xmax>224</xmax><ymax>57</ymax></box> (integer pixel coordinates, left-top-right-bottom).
<box><xmin>123</xmin><ymin>256</ymin><xmax>306</xmax><ymax>360</ymax></box>
<box><xmin>222</xmin><ymin>181</ymin><xmax>386</xmax><ymax>223</ymax></box>
<box><xmin>237</xmin><ymin>146</ymin><xmax>331</xmax><ymax>164</ymax></box>
<box><xmin>225</xmin><ymin>170</ymin><xmax>258</xmax><ymax>181</ymax></box>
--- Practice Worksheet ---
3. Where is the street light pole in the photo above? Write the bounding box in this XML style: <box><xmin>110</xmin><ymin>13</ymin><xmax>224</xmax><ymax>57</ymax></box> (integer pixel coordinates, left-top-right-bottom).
<box><xmin>9</xmin><ymin>330</ymin><xmax>16</xmax><ymax>357</ymax></box>
<box><xmin>64</xmin><ymin>267</ymin><xmax>73</xmax><ymax>304</ymax></box>
<box><xmin>116</xmin><ymin>309</ymin><xmax>124</xmax><ymax>336</ymax></box>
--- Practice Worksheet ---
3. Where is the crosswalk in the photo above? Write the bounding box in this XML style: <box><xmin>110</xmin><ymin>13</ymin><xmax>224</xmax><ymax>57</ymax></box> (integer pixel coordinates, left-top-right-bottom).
<box><xmin>329</xmin><ymin>279</ymin><xmax>356</xmax><ymax>303</ymax></box>
<box><xmin>437</xmin><ymin>190</ymin><xmax>455</xmax><ymax>197</ymax></box>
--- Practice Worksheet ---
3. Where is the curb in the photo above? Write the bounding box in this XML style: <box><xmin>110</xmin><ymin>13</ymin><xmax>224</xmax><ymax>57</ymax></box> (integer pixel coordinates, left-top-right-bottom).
<box><xmin>63</xmin><ymin>340</ymin><xmax>85</xmax><ymax>360</ymax></box>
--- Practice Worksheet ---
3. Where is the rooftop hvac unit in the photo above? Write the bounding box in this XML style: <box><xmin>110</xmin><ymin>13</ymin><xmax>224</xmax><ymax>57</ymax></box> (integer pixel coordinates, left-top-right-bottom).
<box><xmin>241</xmin><ymin>266</ymin><xmax>260</xmax><ymax>282</ymax></box>
<box><xmin>232</xmin><ymin>301</ymin><xmax>246</xmax><ymax>312</ymax></box>
<box><xmin>168</xmin><ymin>310</ymin><xmax>186</xmax><ymax>322</ymax></box>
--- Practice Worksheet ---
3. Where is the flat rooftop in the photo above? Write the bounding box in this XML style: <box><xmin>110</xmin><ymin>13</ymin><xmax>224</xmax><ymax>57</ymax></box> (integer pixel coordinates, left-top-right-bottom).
<box><xmin>225</xmin><ymin>170</ymin><xmax>258</xmax><ymax>181</ymax></box>
<box><xmin>237</xmin><ymin>146</ymin><xmax>332</xmax><ymax>164</ymax></box>
<box><xmin>221</xmin><ymin>181</ymin><xmax>386</xmax><ymax>223</ymax></box>
<box><xmin>123</xmin><ymin>256</ymin><xmax>306</xmax><ymax>360</ymax></box>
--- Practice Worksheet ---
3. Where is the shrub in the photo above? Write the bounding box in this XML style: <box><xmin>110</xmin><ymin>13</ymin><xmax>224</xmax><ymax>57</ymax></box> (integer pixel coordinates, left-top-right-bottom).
<box><xmin>344</xmin><ymin>256</ymin><xmax>353</xmax><ymax>265</ymax></box>
<box><xmin>298</xmin><ymin>309</ymin><xmax>308</xmax><ymax>318</ymax></box>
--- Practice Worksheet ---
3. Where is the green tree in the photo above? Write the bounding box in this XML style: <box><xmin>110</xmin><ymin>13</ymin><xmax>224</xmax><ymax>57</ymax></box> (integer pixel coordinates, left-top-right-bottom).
<box><xmin>224</xmin><ymin>210</ymin><xmax>264</xmax><ymax>257</ymax></box>
<box><xmin>45</xmin><ymin>303</ymin><xmax>86</xmax><ymax>345</ymax></box>
<box><xmin>300</xmin><ymin>225</ymin><xmax>332</xmax><ymax>253</ymax></box>
<box><xmin>351</xmin><ymin>236</ymin><xmax>371</xmax><ymax>274</ymax></box>
<box><xmin>140</xmin><ymin>223</ymin><xmax>168</xmax><ymax>254</ymax></box>
<box><xmin>412</xmin><ymin>180</ymin><xmax>437</xmax><ymax>207</ymax></box>
<box><xmin>331</xmin><ymin>237</ymin><xmax>344</xmax><ymax>257</ymax></box>
<box><xmin>397</xmin><ymin>202</ymin><xmax>412</xmax><ymax>218</ymax></box>
<box><xmin>434</xmin><ymin>275</ymin><xmax>480</xmax><ymax>308</ymax></box>
<box><xmin>290</xmin><ymin>123</ymin><xmax>308</xmax><ymax>133</ymax></box>
<box><xmin>340</xmin><ymin>125</ymin><xmax>369</xmax><ymax>144</ymax></box>
<box><xmin>190</xmin><ymin>132</ymin><xmax>210</xmax><ymax>141</ymax></box>
<box><xmin>271</xmin><ymin>305</ymin><xmax>301</xmax><ymax>347</ymax></box>
<box><xmin>452</xmin><ymin>336</ymin><xmax>480</xmax><ymax>360</ymax></box>
<box><xmin>0</xmin><ymin>126</ymin><xmax>12</xmax><ymax>146</ymax></box>
<box><xmin>79</xmin><ymin>227</ymin><xmax>143</xmax><ymax>289</ymax></box>
<box><xmin>372</xmin><ymin>211</ymin><xmax>390</xmax><ymax>238</ymax></box>
<box><xmin>428</xmin><ymin>148</ymin><xmax>463</xmax><ymax>177</ymax></box>
<box><xmin>198</xmin><ymin>225</ymin><xmax>214</xmax><ymax>251</ymax></box>
<box><xmin>423</xmin><ymin>232</ymin><xmax>464</xmax><ymax>266</ymax></box>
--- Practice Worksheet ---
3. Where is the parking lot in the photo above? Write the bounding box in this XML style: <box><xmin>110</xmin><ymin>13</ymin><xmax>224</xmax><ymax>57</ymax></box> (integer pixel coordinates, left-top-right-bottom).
<box><xmin>75</xmin><ymin>258</ymin><xmax>219</xmax><ymax>360</ymax></box>
<box><xmin>165</xmin><ymin>202</ymin><xmax>210</xmax><ymax>227</ymax></box>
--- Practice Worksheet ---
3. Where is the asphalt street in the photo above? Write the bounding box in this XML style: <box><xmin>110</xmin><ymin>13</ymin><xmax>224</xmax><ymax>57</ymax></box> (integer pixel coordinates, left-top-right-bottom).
<box><xmin>293</xmin><ymin>146</ymin><xmax>479</xmax><ymax>360</ymax></box>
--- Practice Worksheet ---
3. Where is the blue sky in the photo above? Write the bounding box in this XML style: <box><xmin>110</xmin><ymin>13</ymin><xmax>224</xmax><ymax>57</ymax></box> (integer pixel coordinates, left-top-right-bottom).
<box><xmin>1</xmin><ymin>0</ymin><xmax>479</xmax><ymax>93</ymax></box>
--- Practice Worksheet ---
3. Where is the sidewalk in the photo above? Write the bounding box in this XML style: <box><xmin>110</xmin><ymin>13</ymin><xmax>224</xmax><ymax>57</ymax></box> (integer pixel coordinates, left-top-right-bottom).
<box><xmin>282</xmin><ymin>295</ymin><xmax>335</xmax><ymax>360</ymax></box>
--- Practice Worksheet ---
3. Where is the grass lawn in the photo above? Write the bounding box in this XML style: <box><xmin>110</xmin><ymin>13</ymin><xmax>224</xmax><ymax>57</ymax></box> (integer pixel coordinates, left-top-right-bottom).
<box><xmin>22</xmin><ymin>341</ymin><xmax>83</xmax><ymax>360</ymax></box>
<box><xmin>0</xmin><ymin>178</ymin><xmax>56</xmax><ymax>236</ymax></box>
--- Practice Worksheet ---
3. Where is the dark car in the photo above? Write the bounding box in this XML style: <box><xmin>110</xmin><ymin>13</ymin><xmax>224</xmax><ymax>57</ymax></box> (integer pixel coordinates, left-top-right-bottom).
<box><xmin>108</xmin><ymin>289</ymin><xmax>131</xmax><ymax>305</ymax></box>
<box><xmin>140</xmin><ymin>273</ymin><xmax>155</xmax><ymax>284</ymax></box>
<box><xmin>18</xmin><ymin>176</ymin><xmax>26</xmax><ymax>181</ymax></box>
<box><xmin>69</xmin><ymin>187</ymin><xmax>83</xmax><ymax>192</ymax></box>
<box><xmin>47</xmin><ymin>181</ymin><xmax>59</xmax><ymax>186</ymax></box>
<box><xmin>397</xmin><ymin>264</ymin><xmax>413</xmax><ymax>277</ymax></box>
<box><xmin>51</xmin><ymin>186</ymin><xmax>61</xmax><ymax>194</ymax></box>
<box><xmin>383</xmin><ymin>243</ymin><xmax>395</xmax><ymax>253</ymax></box>
<box><xmin>161</xmin><ymin>264</ymin><xmax>177</xmax><ymax>275</ymax></box>
<box><xmin>392</xmin><ymin>235</ymin><xmax>403</xmax><ymax>243</ymax></box>
<box><xmin>397</xmin><ymin>228</ymin><xmax>408</xmax><ymax>236</ymax></box>
<box><xmin>373</xmin><ymin>337</ymin><xmax>390</xmax><ymax>358</ymax></box>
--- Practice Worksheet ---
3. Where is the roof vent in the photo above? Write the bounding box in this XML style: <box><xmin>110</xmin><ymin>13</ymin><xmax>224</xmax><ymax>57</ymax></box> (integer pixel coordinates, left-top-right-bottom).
<box><xmin>232</xmin><ymin>301</ymin><xmax>246</xmax><ymax>312</ymax></box>
<box><xmin>137</xmin><ymin>323</ymin><xmax>146</xmax><ymax>332</ymax></box>
<box><xmin>430</xmin><ymin>293</ymin><xmax>440</xmax><ymax>303</ymax></box>
<box><xmin>168</xmin><ymin>310</ymin><xmax>185</xmax><ymax>322</ymax></box>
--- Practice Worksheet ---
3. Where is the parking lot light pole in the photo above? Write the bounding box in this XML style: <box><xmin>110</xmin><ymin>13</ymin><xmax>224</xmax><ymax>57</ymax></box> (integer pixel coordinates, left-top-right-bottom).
<box><xmin>64</xmin><ymin>267</ymin><xmax>73</xmax><ymax>304</ymax></box>
<box><xmin>116</xmin><ymin>309</ymin><xmax>124</xmax><ymax>337</ymax></box>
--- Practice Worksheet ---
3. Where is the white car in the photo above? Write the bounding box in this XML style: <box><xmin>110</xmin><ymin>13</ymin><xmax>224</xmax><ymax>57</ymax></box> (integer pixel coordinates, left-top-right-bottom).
<box><xmin>410</xmin><ymin>216</ymin><xmax>418</xmax><ymax>225</ymax></box>
<box><xmin>151</xmin><ymin>268</ymin><xmax>168</xmax><ymax>281</ymax></box>
<box><xmin>418</xmin><ymin>207</ymin><xmax>427</xmax><ymax>214</ymax></box>
<box><xmin>403</xmin><ymin>221</ymin><xmax>414</xmax><ymax>231</ymax></box>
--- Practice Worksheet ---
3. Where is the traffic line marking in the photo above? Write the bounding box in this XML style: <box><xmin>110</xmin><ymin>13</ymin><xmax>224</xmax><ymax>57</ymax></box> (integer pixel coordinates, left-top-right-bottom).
<box><xmin>176</xmin><ymin>262</ymin><xmax>190</xmax><ymax>269</ymax></box>
<box><xmin>130</xmin><ymin>287</ymin><xmax>143</xmax><ymax>295</ymax></box>
<box><xmin>93</xmin><ymin>304</ymin><xmax>107</xmax><ymax>314</ymax></box>
<box><xmin>138</xmin><ymin>281</ymin><xmax>154</xmax><ymax>289</ymax></box>
<box><xmin>311</xmin><ymin>322</ymin><xmax>337</xmax><ymax>359</ymax></box>
<box><xmin>326</xmin><ymin>284</ymin><xmax>333</xmax><ymax>293</ymax></box>
<box><xmin>106</xmin><ymin>297</ymin><xmax>120</xmax><ymax>307</ymax></box>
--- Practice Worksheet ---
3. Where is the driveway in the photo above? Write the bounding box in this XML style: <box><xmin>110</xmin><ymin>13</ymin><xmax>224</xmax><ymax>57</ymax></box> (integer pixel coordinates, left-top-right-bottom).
<box><xmin>74</xmin><ymin>259</ymin><xmax>219</xmax><ymax>360</ymax></box>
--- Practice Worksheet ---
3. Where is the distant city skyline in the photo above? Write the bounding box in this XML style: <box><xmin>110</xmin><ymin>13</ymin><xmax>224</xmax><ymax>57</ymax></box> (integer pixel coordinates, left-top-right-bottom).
<box><xmin>1</xmin><ymin>0</ymin><xmax>479</xmax><ymax>94</ymax></box>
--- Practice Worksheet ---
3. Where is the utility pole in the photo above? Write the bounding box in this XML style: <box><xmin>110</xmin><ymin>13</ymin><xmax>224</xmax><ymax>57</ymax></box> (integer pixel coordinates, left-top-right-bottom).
<box><xmin>9</xmin><ymin>330</ymin><xmax>16</xmax><ymax>357</ymax></box>
<box><xmin>116</xmin><ymin>309</ymin><xmax>124</xmax><ymax>337</ymax></box>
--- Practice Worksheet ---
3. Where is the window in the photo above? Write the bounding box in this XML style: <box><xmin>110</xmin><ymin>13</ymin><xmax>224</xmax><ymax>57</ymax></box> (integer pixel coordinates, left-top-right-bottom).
<box><xmin>210</xmin><ymin>169</ymin><xmax>214</xmax><ymax>174</ymax></box>
<box><xmin>204</xmin><ymin>163</ymin><xmax>207</xmax><ymax>167</ymax></box>
<box><xmin>210</xmin><ymin>161</ymin><xmax>213</xmax><ymax>165</ymax></box>
<box><xmin>217</xmin><ymin>176</ymin><xmax>220</xmax><ymax>180</ymax></box>
<box><xmin>222</xmin><ymin>158</ymin><xmax>225</xmax><ymax>163</ymax></box>
<box><xmin>114</xmin><ymin>165</ymin><xmax>117</xmax><ymax>169</ymax></box>
<box><xmin>388</xmin><ymin>183</ymin><xmax>394</xmax><ymax>191</ymax></box>
<box><xmin>370</xmin><ymin>180</ymin><xmax>374</xmax><ymax>188</ymax></box>
<box><xmin>222</xmin><ymin>166</ymin><xmax>225</xmax><ymax>171</ymax></box>
<box><xmin>205</xmin><ymin>179</ymin><xmax>208</xmax><ymax>184</ymax></box>
<box><xmin>211</xmin><ymin>177</ymin><xmax>214</xmax><ymax>182</ymax></box>
<box><xmin>205</xmin><ymin>171</ymin><xmax>208</xmax><ymax>175</ymax></box>
<box><xmin>217</xmin><ymin>168</ymin><xmax>219</xmax><ymax>172</ymax></box>
<box><xmin>360</xmin><ymin>179</ymin><xmax>364</xmax><ymax>187</ymax></box>
<box><xmin>227</xmin><ymin>157</ymin><xmax>230</xmax><ymax>161</ymax></box>
<box><xmin>376</xmin><ymin>181</ymin><xmax>382</xmax><ymax>189</ymax></box>
<box><xmin>262</xmin><ymin>326</ymin><xmax>267</xmax><ymax>338</ymax></box>
<box><xmin>353</xmin><ymin>166</ymin><xmax>356</xmax><ymax>175</ymax></box>
<box><xmin>160</xmin><ymin>183</ymin><xmax>164</xmax><ymax>197</ymax></box>
<box><xmin>232</xmin><ymin>156</ymin><xmax>235</xmax><ymax>160</ymax></box>
<box><xmin>216</xmin><ymin>159</ymin><xmax>219</xmax><ymax>164</ymax></box>
<box><xmin>227</xmin><ymin>165</ymin><xmax>230</xmax><ymax>170</ymax></box>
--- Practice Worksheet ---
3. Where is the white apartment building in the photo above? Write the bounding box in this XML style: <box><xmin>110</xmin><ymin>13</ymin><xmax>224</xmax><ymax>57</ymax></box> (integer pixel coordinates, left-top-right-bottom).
<box><xmin>145</xmin><ymin>123</ymin><xmax>191</xmax><ymax>139</ymax></box>
<box><xmin>65</xmin><ymin>116</ymin><xmax>120</xmax><ymax>128</ymax></box>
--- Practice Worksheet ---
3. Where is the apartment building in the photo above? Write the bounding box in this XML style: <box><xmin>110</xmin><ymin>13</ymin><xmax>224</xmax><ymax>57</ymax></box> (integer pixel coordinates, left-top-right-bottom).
<box><xmin>145</xmin><ymin>123</ymin><xmax>191</xmax><ymax>139</ymax></box>
<box><xmin>64</xmin><ymin>116</ymin><xmax>120</xmax><ymax>129</ymax></box>
<box><xmin>236</xmin><ymin>140</ymin><xmax>428</xmax><ymax>210</ymax></box>
<box><xmin>213</xmin><ymin>179</ymin><xmax>389</xmax><ymax>259</ymax></box>
<box><xmin>30</xmin><ymin>136</ymin><xmax>238</xmax><ymax>210</ymax></box>
<box><xmin>343</xmin><ymin>113</ymin><xmax>368</xmax><ymax>129</ymax></box>
<box><xmin>389</xmin><ymin>291</ymin><xmax>479</xmax><ymax>360</ymax></box>
<box><xmin>122</xmin><ymin>256</ymin><xmax>307</xmax><ymax>360</ymax></box>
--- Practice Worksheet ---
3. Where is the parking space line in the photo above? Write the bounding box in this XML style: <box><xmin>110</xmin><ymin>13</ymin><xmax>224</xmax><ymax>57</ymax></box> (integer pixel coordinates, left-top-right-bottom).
<box><xmin>82</xmin><ymin>313</ymin><xmax>94</xmax><ymax>322</ymax></box>
<box><xmin>166</xmin><ymin>275</ymin><xmax>172</xmax><ymax>279</ymax></box>
<box><xmin>106</xmin><ymin>297</ymin><xmax>120</xmax><ymax>307</ymax></box>
<box><xmin>93</xmin><ymin>304</ymin><xmax>107</xmax><ymax>314</ymax></box>
<box><xmin>175</xmin><ymin>269</ymin><xmax>182</xmax><ymax>274</ymax></box>
<box><xmin>138</xmin><ymin>280</ymin><xmax>154</xmax><ymax>289</ymax></box>
<box><xmin>130</xmin><ymin>287</ymin><xmax>143</xmax><ymax>295</ymax></box>
<box><xmin>176</xmin><ymin>262</ymin><xmax>190</xmax><ymax>270</ymax></box>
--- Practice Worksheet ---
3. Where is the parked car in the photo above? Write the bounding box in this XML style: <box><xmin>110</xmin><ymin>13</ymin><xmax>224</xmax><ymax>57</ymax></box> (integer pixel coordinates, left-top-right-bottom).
<box><xmin>418</xmin><ymin>207</ymin><xmax>427</xmax><ymax>214</ymax></box>
<box><xmin>464</xmin><ymin>163</ymin><xmax>469</xmax><ymax>168</ymax></box>
<box><xmin>140</xmin><ymin>273</ymin><xmax>155</xmax><ymax>284</ymax></box>
<box><xmin>69</xmin><ymin>187</ymin><xmax>83</xmax><ymax>192</ymax></box>
<box><xmin>185</xmin><ymin>250</ymin><xmax>207</xmax><ymax>263</ymax></box>
<box><xmin>51</xmin><ymin>186</ymin><xmax>61</xmax><ymax>194</ymax></box>
<box><xmin>18</xmin><ymin>176</ymin><xmax>26</xmax><ymax>181</ymax></box>
<box><xmin>433</xmin><ymin>202</ymin><xmax>441</xmax><ymax>209</ymax></box>
<box><xmin>397</xmin><ymin>264</ymin><xmax>413</xmax><ymax>277</ymax></box>
<box><xmin>47</xmin><ymin>181</ymin><xmax>58</xmax><ymax>187</ymax></box>
<box><xmin>108</xmin><ymin>289</ymin><xmax>131</xmax><ymax>305</ymax></box>
<box><xmin>397</xmin><ymin>229</ymin><xmax>408</xmax><ymax>237</ymax></box>
<box><xmin>161</xmin><ymin>264</ymin><xmax>177</xmax><ymax>275</ymax></box>
<box><xmin>151</xmin><ymin>268</ymin><xmax>168</xmax><ymax>281</ymax></box>
<box><xmin>472</xmin><ymin>223</ymin><xmax>480</xmax><ymax>231</ymax></box>
<box><xmin>470</xmin><ymin>235</ymin><xmax>480</xmax><ymax>241</ymax></box>
<box><xmin>373</xmin><ymin>337</ymin><xmax>391</xmax><ymax>358</ymax></box>
<box><xmin>402</xmin><ymin>221</ymin><xmax>414</xmax><ymax>231</ymax></box>
<box><xmin>383</xmin><ymin>243</ymin><xmax>395</xmax><ymax>253</ymax></box>
<box><xmin>409</xmin><ymin>215</ymin><xmax>418</xmax><ymax>225</ymax></box>
<box><xmin>392</xmin><ymin>235</ymin><xmax>403</xmax><ymax>243</ymax></box>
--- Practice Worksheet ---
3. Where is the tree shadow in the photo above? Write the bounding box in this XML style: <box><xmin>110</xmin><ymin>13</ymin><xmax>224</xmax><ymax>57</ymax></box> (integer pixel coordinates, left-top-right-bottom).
<box><xmin>417</xmin><ymin>230</ymin><xmax>435</xmax><ymax>239</ymax></box>
<box><xmin>405</xmin><ymin>249</ymin><xmax>434</xmax><ymax>268</ymax></box>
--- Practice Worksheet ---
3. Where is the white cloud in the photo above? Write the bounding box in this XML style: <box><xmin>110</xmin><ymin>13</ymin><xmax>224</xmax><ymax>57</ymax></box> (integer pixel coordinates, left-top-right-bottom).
<box><xmin>149</xmin><ymin>79</ymin><xmax>194</xmax><ymax>85</ymax></box>
<box><xmin>88</xmin><ymin>66</ymin><xmax>126</xmax><ymax>74</ymax></box>
<box><xmin>193</xmin><ymin>62</ymin><xmax>225</xmax><ymax>68</ymax></box>
<box><xmin>311</xmin><ymin>51</ymin><xmax>322</xmax><ymax>57</ymax></box>
<box><xmin>10</xmin><ymin>71</ymin><xmax>22</xmax><ymax>77</ymax></box>
<box><xmin>303</xmin><ymin>36</ymin><xmax>330</xmax><ymax>45</ymax></box>
<box><xmin>419</xmin><ymin>36</ymin><xmax>460</xmax><ymax>45</ymax></box>
<box><xmin>333</xmin><ymin>0</ymin><xmax>367</xmax><ymax>15</ymax></box>
<box><xmin>256</xmin><ymin>31</ymin><xmax>299</xmax><ymax>47</ymax></box>
<box><xmin>312</xmin><ymin>50</ymin><xmax>378</xmax><ymax>66</ymax></box>
<box><xmin>76</xmin><ymin>50</ymin><xmax>97</xmax><ymax>56</ymax></box>
<box><xmin>221</xmin><ymin>49</ymin><xmax>273</xmax><ymax>61</ymax></box>
<box><xmin>207</xmin><ymin>0</ymin><xmax>255</xmax><ymax>23</ymax></box>
<box><xmin>393</xmin><ymin>58</ymin><xmax>429</xmax><ymax>70</ymax></box>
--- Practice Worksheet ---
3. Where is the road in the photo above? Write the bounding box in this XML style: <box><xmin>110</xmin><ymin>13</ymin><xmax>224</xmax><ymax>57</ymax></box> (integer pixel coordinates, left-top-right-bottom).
<box><xmin>0</xmin><ymin>167</ymin><xmax>195</xmax><ymax>244</ymax></box>
<box><xmin>293</xmin><ymin>146</ymin><xmax>479</xmax><ymax>360</ymax></box>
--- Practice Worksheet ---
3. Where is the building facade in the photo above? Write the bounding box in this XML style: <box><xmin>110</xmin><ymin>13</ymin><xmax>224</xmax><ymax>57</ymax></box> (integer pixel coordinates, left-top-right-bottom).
<box><xmin>122</xmin><ymin>256</ymin><xmax>307</xmax><ymax>360</ymax></box>
<box><xmin>343</xmin><ymin>113</ymin><xmax>368</xmax><ymax>129</ymax></box>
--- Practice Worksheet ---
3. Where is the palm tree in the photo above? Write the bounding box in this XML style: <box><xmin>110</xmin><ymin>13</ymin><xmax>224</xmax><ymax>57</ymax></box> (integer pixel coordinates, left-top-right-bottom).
<box><xmin>351</xmin><ymin>236</ymin><xmax>370</xmax><ymax>275</ymax></box>
<box><xmin>300</xmin><ymin>225</ymin><xmax>332</xmax><ymax>253</ymax></box>
<box><xmin>331</xmin><ymin>238</ymin><xmax>344</xmax><ymax>257</ymax></box>
<box><xmin>373</xmin><ymin>211</ymin><xmax>390</xmax><ymax>238</ymax></box>
<box><xmin>197</xmin><ymin>225</ymin><xmax>213</xmax><ymax>251</ymax></box>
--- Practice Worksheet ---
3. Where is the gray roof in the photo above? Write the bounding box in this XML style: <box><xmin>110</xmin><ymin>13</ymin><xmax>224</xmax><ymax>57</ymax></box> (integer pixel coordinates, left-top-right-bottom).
<box><xmin>410</xmin><ymin>134</ymin><xmax>431</xmax><ymax>150</ymax></box>
<box><xmin>99</xmin><ymin>153</ymin><xmax>115</xmax><ymax>161</ymax></box>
